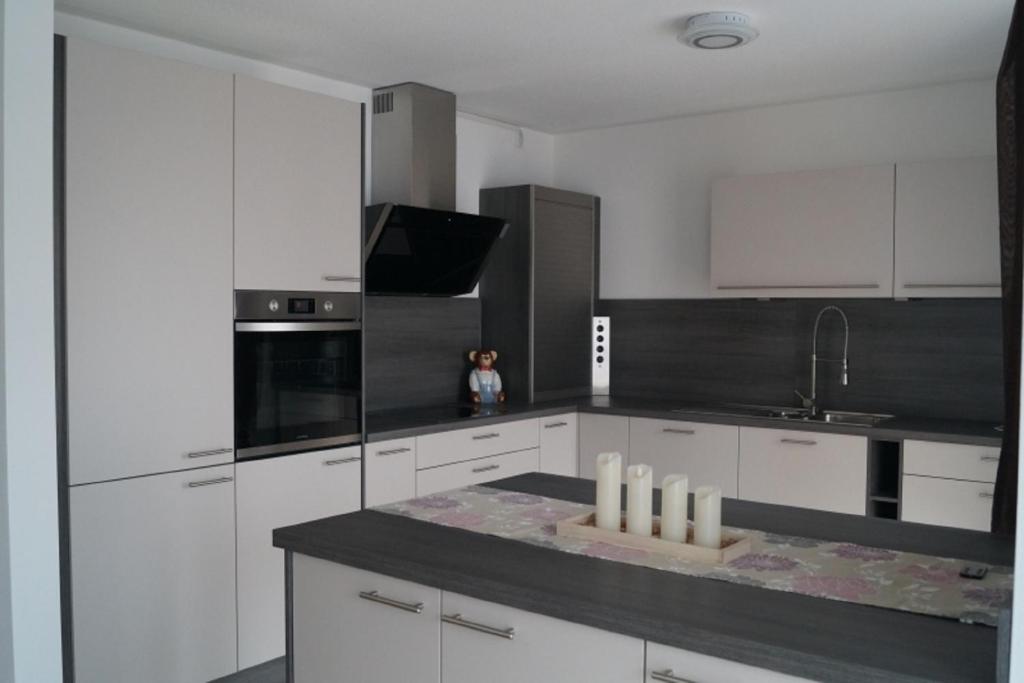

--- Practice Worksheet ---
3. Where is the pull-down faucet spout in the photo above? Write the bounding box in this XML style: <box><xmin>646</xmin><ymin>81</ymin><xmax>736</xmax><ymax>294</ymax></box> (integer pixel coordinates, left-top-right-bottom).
<box><xmin>796</xmin><ymin>305</ymin><xmax>850</xmax><ymax>417</ymax></box>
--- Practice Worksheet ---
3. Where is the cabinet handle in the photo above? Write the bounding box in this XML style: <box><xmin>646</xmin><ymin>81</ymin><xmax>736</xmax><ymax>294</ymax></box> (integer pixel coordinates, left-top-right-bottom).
<box><xmin>781</xmin><ymin>438</ymin><xmax>817</xmax><ymax>446</ymax></box>
<box><xmin>442</xmin><ymin>613</ymin><xmax>515</xmax><ymax>640</ymax></box>
<box><xmin>376</xmin><ymin>447</ymin><xmax>412</xmax><ymax>457</ymax></box>
<box><xmin>323</xmin><ymin>456</ymin><xmax>361</xmax><ymax>466</ymax></box>
<box><xmin>979</xmin><ymin>491</ymin><xmax>995</xmax><ymax>499</ymax></box>
<box><xmin>472</xmin><ymin>464</ymin><xmax>500</xmax><ymax>474</ymax></box>
<box><xmin>358</xmin><ymin>590</ymin><xmax>424</xmax><ymax>614</ymax></box>
<box><xmin>651</xmin><ymin>670</ymin><xmax>697</xmax><ymax>683</ymax></box>
<box><xmin>663</xmin><ymin>428</ymin><xmax>696</xmax><ymax>435</ymax></box>
<box><xmin>323</xmin><ymin>275</ymin><xmax>361</xmax><ymax>282</ymax></box>
<box><xmin>980</xmin><ymin>455</ymin><xmax>1000</xmax><ymax>462</ymax></box>
<box><xmin>903</xmin><ymin>283</ymin><xmax>1000</xmax><ymax>289</ymax></box>
<box><xmin>186</xmin><ymin>447</ymin><xmax>233</xmax><ymax>459</ymax></box>
<box><xmin>544</xmin><ymin>421</ymin><xmax>569</xmax><ymax>429</ymax></box>
<box><xmin>472</xmin><ymin>433</ymin><xmax>501</xmax><ymax>441</ymax></box>
<box><xmin>187</xmin><ymin>476</ymin><xmax>233</xmax><ymax>488</ymax></box>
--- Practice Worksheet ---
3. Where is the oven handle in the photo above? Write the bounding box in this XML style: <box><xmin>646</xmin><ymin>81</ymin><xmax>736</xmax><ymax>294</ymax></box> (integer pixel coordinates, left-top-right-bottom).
<box><xmin>234</xmin><ymin>321</ymin><xmax>361</xmax><ymax>333</ymax></box>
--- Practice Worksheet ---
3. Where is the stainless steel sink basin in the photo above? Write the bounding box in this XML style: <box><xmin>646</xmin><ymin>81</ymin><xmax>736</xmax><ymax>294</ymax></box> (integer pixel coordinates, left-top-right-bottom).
<box><xmin>814</xmin><ymin>410</ymin><xmax>893</xmax><ymax>427</ymax></box>
<box><xmin>673</xmin><ymin>404</ymin><xmax>892</xmax><ymax>427</ymax></box>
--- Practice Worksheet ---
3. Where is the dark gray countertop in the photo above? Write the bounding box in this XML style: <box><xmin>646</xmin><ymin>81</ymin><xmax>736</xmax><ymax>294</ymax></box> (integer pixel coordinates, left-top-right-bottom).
<box><xmin>275</xmin><ymin>473</ymin><xmax>1013</xmax><ymax>683</ymax></box>
<box><xmin>365</xmin><ymin>395</ymin><xmax>1003</xmax><ymax>446</ymax></box>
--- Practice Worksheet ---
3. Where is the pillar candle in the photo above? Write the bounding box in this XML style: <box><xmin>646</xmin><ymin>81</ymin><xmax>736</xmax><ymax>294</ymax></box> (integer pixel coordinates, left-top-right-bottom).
<box><xmin>595</xmin><ymin>452</ymin><xmax>623</xmax><ymax>531</ymax></box>
<box><xmin>626</xmin><ymin>464</ymin><xmax>653</xmax><ymax>536</ymax></box>
<box><xmin>660</xmin><ymin>474</ymin><xmax>689</xmax><ymax>543</ymax></box>
<box><xmin>693</xmin><ymin>485</ymin><xmax>722</xmax><ymax>549</ymax></box>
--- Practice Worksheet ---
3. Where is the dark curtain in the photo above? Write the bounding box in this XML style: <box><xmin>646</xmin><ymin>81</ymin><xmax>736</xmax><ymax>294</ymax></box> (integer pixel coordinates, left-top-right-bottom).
<box><xmin>993</xmin><ymin>0</ymin><xmax>1024</xmax><ymax>535</ymax></box>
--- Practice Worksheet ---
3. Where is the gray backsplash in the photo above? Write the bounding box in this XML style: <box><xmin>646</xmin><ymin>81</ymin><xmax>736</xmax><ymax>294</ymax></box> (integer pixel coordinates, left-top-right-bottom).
<box><xmin>596</xmin><ymin>298</ymin><xmax>1003</xmax><ymax>423</ymax></box>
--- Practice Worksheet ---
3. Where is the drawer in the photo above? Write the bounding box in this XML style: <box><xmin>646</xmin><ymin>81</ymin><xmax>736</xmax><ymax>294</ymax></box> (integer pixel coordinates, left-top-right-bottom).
<box><xmin>539</xmin><ymin>413</ymin><xmax>578</xmax><ymax>477</ymax></box>
<box><xmin>901</xmin><ymin>475</ymin><xmax>994</xmax><ymax>531</ymax></box>
<box><xmin>416</xmin><ymin>418</ymin><xmax>539</xmax><ymax>470</ymax></box>
<box><xmin>365</xmin><ymin>438</ymin><xmax>417</xmax><ymax>507</ymax></box>
<box><xmin>903</xmin><ymin>440</ymin><xmax>1000</xmax><ymax>483</ymax></box>
<box><xmin>416</xmin><ymin>449</ymin><xmax>539</xmax><ymax>497</ymax></box>
<box><xmin>629</xmin><ymin>418</ymin><xmax>739</xmax><ymax>497</ymax></box>
<box><xmin>646</xmin><ymin>641</ymin><xmax>814</xmax><ymax>683</ymax></box>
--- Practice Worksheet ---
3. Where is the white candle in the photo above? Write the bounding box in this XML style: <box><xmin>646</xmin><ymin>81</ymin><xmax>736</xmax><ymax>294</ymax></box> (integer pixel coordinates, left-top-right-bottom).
<box><xmin>660</xmin><ymin>474</ymin><xmax>689</xmax><ymax>543</ymax></box>
<box><xmin>595</xmin><ymin>452</ymin><xmax>623</xmax><ymax>531</ymax></box>
<box><xmin>693</xmin><ymin>485</ymin><xmax>722</xmax><ymax>549</ymax></box>
<box><xmin>626</xmin><ymin>464</ymin><xmax>653</xmax><ymax>536</ymax></box>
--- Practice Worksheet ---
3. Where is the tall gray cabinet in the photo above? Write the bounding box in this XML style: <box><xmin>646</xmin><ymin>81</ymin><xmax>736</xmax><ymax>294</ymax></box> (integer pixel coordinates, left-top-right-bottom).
<box><xmin>480</xmin><ymin>185</ymin><xmax>598</xmax><ymax>402</ymax></box>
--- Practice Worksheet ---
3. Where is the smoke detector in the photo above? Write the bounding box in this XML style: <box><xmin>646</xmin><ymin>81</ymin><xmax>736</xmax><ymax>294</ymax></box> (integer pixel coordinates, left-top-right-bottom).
<box><xmin>679</xmin><ymin>12</ymin><xmax>758</xmax><ymax>50</ymax></box>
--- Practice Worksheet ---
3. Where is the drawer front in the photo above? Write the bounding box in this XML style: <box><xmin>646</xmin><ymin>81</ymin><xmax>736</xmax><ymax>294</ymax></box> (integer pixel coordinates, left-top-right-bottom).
<box><xmin>539</xmin><ymin>413</ymin><xmax>579</xmax><ymax>477</ymax></box>
<box><xmin>901</xmin><ymin>475</ymin><xmax>994</xmax><ymax>531</ymax></box>
<box><xmin>647</xmin><ymin>641</ymin><xmax>814</xmax><ymax>683</ymax></box>
<box><xmin>629</xmin><ymin>418</ymin><xmax>739</xmax><ymax>497</ymax></box>
<box><xmin>365</xmin><ymin>438</ymin><xmax>417</xmax><ymax>507</ymax></box>
<box><xmin>417</xmin><ymin>419</ymin><xmax>539</xmax><ymax>470</ymax></box>
<box><xmin>578</xmin><ymin>413</ymin><xmax>630</xmax><ymax>479</ymax></box>
<box><xmin>903</xmin><ymin>440</ymin><xmax>1000</xmax><ymax>483</ymax></box>
<box><xmin>416</xmin><ymin>449</ymin><xmax>539</xmax><ymax>497</ymax></box>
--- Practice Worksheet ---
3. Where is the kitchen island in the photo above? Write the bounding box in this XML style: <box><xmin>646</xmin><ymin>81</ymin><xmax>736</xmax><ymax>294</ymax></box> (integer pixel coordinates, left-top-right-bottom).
<box><xmin>273</xmin><ymin>473</ymin><xmax>1013</xmax><ymax>682</ymax></box>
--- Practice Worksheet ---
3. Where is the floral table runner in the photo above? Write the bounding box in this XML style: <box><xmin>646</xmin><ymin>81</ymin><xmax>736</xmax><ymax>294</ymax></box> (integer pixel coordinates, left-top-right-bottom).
<box><xmin>376</xmin><ymin>485</ymin><xmax>1013</xmax><ymax>626</ymax></box>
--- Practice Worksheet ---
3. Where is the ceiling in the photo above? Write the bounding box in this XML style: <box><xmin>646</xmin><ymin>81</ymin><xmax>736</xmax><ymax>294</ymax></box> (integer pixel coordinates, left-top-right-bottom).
<box><xmin>57</xmin><ymin>0</ymin><xmax>1015</xmax><ymax>133</ymax></box>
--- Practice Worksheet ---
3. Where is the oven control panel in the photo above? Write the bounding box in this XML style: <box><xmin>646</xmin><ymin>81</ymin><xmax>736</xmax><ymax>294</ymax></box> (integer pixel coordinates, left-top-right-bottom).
<box><xmin>235</xmin><ymin>290</ymin><xmax>360</xmax><ymax>321</ymax></box>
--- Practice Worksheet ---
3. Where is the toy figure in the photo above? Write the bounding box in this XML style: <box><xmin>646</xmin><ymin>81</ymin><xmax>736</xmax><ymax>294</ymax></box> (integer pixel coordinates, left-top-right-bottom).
<box><xmin>468</xmin><ymin>349</ymin><xmax>505</xmax><ymax>404</ymax></box>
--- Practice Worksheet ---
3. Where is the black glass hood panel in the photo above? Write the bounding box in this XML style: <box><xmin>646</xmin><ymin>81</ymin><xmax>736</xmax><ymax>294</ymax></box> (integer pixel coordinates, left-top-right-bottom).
<box><xmin>365</xmin><ymin>204</ymin><xmax>508</xmax><ymax>296</ymax></box>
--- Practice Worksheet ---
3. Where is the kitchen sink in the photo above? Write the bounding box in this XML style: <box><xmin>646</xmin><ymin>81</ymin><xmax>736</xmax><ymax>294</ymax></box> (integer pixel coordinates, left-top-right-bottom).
<box><xmin>813</xmin><ymin>410</ymin><xmax>893</xmax><ymax>427</ymax></box>
<box><xmin>672</xmin><ymin>404</ymin><xmax>892</xmax><ymax>427</ymax></box>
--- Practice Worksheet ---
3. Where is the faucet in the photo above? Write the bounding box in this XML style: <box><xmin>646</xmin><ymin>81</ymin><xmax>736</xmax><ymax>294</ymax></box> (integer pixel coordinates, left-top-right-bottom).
<box><xmin>796</xmin><ymin>306</ymin><xmax>849</xmax><ymax>417</ymax></box>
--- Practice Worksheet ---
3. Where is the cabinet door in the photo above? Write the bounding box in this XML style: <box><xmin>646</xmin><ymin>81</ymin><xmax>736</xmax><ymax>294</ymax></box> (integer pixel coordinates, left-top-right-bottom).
<box><xmin>416</xmin><ymin>449</ymin><xmax>540</xmax><ymax>497</ymax></box>
<box><xmin>578</xmin><ymin>413</ymin><xmax>630</xmax><ymax>479</ymax></box>
<box><xmin>711</xmin><ymin>165</ymin><xmax>895</xmax><ymax>298</ymax></box>
<box><xmin>647</xmin><ymin>641</ymin><xmax>814</xmax><ymax>683</ymax></box>
<box><xmin>234</xmin><ymin>76</ymin><xmax>362</xmax><ymax>292</ymax></box>
<box><xmin>442</xmin><ymin>592</ymin><xmax>644</xmax><ymax>683</ymax></box>
<box><xmin>738</xmin><ymin>428</ymin><xmax>867</xmax><ymax>515</ymax></box>
<box><xmin>894</xmin><ymin>157</ymin><xmax>1000</xmax><ymax>297</ymax></box>
<box><xmin>901</xmin><ymin>476</ymin><xmax>994</xmax><ymax>531</ymax></box>
<box><xmin>236</xmin><ymin>447</ymin><xmax>361</xmax><ymax>668</ymax></box>
<box><xmin>71</xmin><ymin>465</ymin><xmax>237</xmax><ymax>683</ymax></box>
<box><xmin>66</xmin><ymin>38</ymin><xmax>233</xmax><ymax>485</ymax></box>
<box><xmin>365</xmin><ymin>437</ymin><xmax>417</xmax><ymax>507</ymax></box>
<box><xmin>629</xmin><ymin>419</ymin><xmax>739</xmax><ymax>497</ymax></box>
<box><xmin>539</xmin><ymin>413</ymin><xmax>579</xmax><ymax>477</ymax></box>
<box><xmin>416</xmin><ymin>418</ymin><xmax>540</xmax><ymax>469</ymax></box>
<box><xmin>292</xmin><ymin>554</ymin><xmax>440</xmax><ymax>683</ymax></box>
<box><xmin>902</xmin><ymin>439</ymin><xmax>1000</xmax><ymax>483</ymax></box>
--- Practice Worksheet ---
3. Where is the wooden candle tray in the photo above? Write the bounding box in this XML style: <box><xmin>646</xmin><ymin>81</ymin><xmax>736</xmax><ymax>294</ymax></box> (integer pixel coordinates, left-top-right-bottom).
<box><xmin>555</xmin><ymin>512</ymin><xmax>751</xmax><ymax>564</ymax></box>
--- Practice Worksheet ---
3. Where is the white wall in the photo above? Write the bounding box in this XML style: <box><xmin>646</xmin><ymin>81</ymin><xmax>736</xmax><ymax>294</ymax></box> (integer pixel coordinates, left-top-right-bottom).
<box><xmin>553</xmin><ymin>79</ymin><xmax>998</xmax><ymax>299</ymax></box>
<box><xmin>0</xmin><ymin>1</ymin><xmax>63</xmax><ymax>681</ymax></box>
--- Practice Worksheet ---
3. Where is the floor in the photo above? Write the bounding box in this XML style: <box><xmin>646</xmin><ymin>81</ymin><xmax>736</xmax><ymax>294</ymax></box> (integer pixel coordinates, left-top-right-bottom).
<box><xmin>211</xmin><ymin>657</ymin><xmax>286</xmax><ymax>683</ymax></box>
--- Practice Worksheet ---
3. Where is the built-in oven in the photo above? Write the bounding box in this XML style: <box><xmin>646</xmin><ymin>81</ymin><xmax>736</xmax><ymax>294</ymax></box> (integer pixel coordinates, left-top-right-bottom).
<box><xmin>234</xmin><ymin>290</ymin><xmax>361</xmax><ymax>460</ymax></box>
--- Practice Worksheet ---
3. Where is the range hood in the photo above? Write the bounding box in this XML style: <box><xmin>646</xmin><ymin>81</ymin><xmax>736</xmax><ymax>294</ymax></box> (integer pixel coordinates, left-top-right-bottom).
<box><xmin>365</xmin><ymin>83</ymin><xmax>508</xmax><ymax>296</ymax></box>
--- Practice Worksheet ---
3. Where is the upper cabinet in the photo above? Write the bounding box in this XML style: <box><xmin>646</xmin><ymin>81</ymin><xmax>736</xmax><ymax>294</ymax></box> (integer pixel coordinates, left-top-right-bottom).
<box><xmin>894</xmin><ymin>157</ymin><xmax>1000</xmax><ymax>298</ymax></box>
<box><xmin>234</xmin><ymin>76</ymin><xmax>363</xmax><ymax>292</ymax></box>
<box><xmin>711</xmin><ymin>165</ymin><xmax>895</xmax><ymax>298</ymax></box>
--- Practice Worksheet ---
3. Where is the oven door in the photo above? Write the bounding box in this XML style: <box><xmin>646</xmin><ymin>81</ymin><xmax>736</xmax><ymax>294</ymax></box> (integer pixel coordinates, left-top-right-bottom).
<box><xmin>234</xmin><ymin>321</ymin><xmax>361</xmax><ymax>459</ymax></box>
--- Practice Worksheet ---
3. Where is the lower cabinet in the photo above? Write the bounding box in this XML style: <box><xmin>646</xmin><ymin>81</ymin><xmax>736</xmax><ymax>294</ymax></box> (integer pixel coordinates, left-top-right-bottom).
<box><xmin>365</xmin><ymin>437</ymin><xmax>417</xmax><ymax>507</ymax></box>
<box><xmin>738</xmin><ymin>427</ymin><xmax>867</xmax><ymax>515</ymax></box>
<box><xmin>417</xmin><ymin>449</ymin><xmax>540</xmax><ymax>497</ymax></box>
<box><xmin>70</xmin><ymin>465</ymin><xmax>237</xmax><ymax>683</ymax></box>
<box><xmin>441</xmin><ymin>592</ymin><xmax>644</xmax><ymax>683</ymax></box>
<box><xmin>236</xmin><ymin>446</ymin><xmax>362</xmax><ymax>669</ymax></box>
<box><xmin>646</xmin><ymin>641</ymin><xmax>814</xmax><ymax>683</ymax></box>
<box><xmin>292</xmin><ymin>554</ymin><xmax>440</xmax><ymax>683</ymax></box>
<box><xmin>579</xmin><ymin>413</ymin><xmax>630</xmax><ymax>479</ymax></box>
<box><xmin>539</xmin><ymin>412</ymin><xmax>579</xmax><ymax>477</ymax></box>
<box><xmin>629</xmin><ymin>418</ymin><xmax>739</xmax><ymax>497</ymax></box>
<box><xmin>901</xmin><ymin>476</ymin><xmax>995</xmax><ymax>531</ymax></box>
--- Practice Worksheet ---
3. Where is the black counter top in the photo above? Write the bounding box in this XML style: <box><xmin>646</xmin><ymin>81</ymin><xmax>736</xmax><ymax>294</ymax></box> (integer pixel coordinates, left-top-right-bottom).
<box><xmin>275</xmin><ymin>473</ymin><xmax>1012</xmax><ymax>683</ymax></box>
<box><xmin>365</xmin><ymin>395</ymin><xmax>1003</xmax><ymax>446</ymax></box>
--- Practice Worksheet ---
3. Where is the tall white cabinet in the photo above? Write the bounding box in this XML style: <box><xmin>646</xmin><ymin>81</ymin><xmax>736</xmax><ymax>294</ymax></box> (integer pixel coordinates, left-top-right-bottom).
<box><xmin>234</xmin><ymin>75</ymin><xmax>363</xmax><ymax>292</ymax></box>
<box><xmin>65</xmin><ymin>38</ymin><xmax>234</xmax><ymax>485</ymax></box>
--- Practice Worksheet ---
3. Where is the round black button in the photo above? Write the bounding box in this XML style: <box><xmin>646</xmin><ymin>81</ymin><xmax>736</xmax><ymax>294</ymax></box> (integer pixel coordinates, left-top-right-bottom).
<box><xmin>597</xmin><ymin>345</ymin><xmax>605</xmax><ymax>353</ymax></box>
<box><xmin>597</xmin><ymin>335</ymin><xmax>605</xmax><ymax>342</ymax></box>
<box><xmin>596</xmin><ymin>356</ymin><xmax>605</xmax><ymax>363</ymax></box>
<box><xmin>596</xmin><ymin>325</ymin><xmax>605</xmax><ymax>332</ymax></box>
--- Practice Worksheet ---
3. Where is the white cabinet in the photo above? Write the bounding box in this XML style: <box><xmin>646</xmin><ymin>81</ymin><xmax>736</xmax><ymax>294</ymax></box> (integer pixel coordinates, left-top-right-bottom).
<box><xmin>441</xmin><ymin>591</ymin><xmax>644</xmax><ymax>683</ymax></box>
<box><xmin>416</xmin><ymin>418</ymin><xmax>539</xmax><ymax>470</ymax></box>
<box><xmin>236</xmin><ymin>447</ymin><xmax>361</xmax><ymax>669</ymax></box>
<box><xmin>365</xmin><ymin>437</ymin><xmax>417</xmax><ymax>507</ymax></box>
<box><xmin>70</xmin><ymin>465</ymin><xmax>237</xmax><ymax>683</ymax></box>
<box><xmin>66</xmin><ymin>38</ymin><xmax>233</xmax><ymax>485</ymax></box>
<box><xmin>539</xmin><ymin>413</ymin><xmax>579</xmax><ymax>477</ymax></box>
<box><xmin>894</xmin><ymin>157</ymin><xmax>1000</xmax><ymax>297</ymax></box>
<box><xmin>629</xmin><ymin>419</ymin><xmax>739</xmax><ymax>497</ymax></box>
<box><xmin>234</xmin><ymin>75</ymin><xmax>362</xmax><ymax>292</ymax></box>
<box><xmin>902</xmin><ymin>439</ymin><xmax>1000</xmax><ymax>483</ymax></box>
<box><xmin>416</xmin><ymin>449</ymin><xmax>540</xmax><ymax>497</ymax></box>
<box><xmin>292</xmin><ymin>554</ymin><xmax>440</xmax><ymax>683</ymax></box>
<box><xmin>738</xmin><ymin>427</ymin><xmax>867</xmax><ymax>515</ymax></box>
<box><xmin>900</xmin><ymin>439</ymin><xmax>1000</xmax><ymax>531</ymax></box>
<box><xmin>579</xmin><ymin>413</ymin><xmax>630</xmax><ymax>479</ymax></box>
<box><xmin>646</xmin><ymin>641</ymin><xmax>814</xmax><ymax>683</ymax></box>
<box><xmin>710</xmin><ymin>165</ymin><xmax>895</xmax><ymax>298</ymax></box>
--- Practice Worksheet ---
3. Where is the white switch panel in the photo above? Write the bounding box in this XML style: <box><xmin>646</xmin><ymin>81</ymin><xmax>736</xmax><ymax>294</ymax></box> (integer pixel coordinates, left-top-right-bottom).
<box><xmin>592</xmin><ymin>316</ymin><xmax>610</xmax><ymax>395</ymax></box>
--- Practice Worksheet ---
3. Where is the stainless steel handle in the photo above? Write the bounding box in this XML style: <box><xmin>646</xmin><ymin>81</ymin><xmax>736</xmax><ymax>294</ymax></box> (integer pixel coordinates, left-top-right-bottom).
<box><xmin>781</xmin><ymin>438</ymin><xmax>817</xmax><ymax>446</ymax></box>
<box><xmin>651</xmin><ymin>670</ymin><xmax>696</xmax><ymax>683</ymax></box>
<box><xmin>358</xmin><ymin>590</ymin><xmax>423</xmax><ymax>614</ymax></box>
<box><xmin>472</xmin><ymin>464</ymin><xmax>500</xmax><ymax>474</ymax></box>
<box><xmin>663</xmin><ymin>428</ymin><xmax>696</xmax><ymax>435</ymax></box>
<box><xmin>980</xmin><ymin>455</ymin><xmax>1000</xmax><ymax>462</ymax></box>
<box><xmin>186</xmin><ymin>447</ymin><xmax>233</xmax><ymax>459</ymax></box>
<box><xmin>544</xmin><ymin>421</ymin><xmax>569</xmax><ymax>429</ymax></box>
<box><xmin>979</xmin><ymin>491</ymin><xmax>995</xmax><ymax>499</ymax></box>
<box><xmin>323</xmin><ymin>275</ymin><xmax>361</xmax><ymax>282</ymax></box>
<box><xmin>472</xmin><ymin>433</ymin><xmax>501</xmax><ymax>441</ymax></box>
<box><xmin>323</xmin><ymin>456</ymin><xmax>361</xmax><ymax>466</ymax></box>
<box><xmin>903</xmin><ymin>283</ymin><xmax>1000</xmax><ymax>289</ymax></box>
<box><xmin>235</xmin><ymin>321</ymin><xmax>361</xmax><ymax>333</ymax></box>
<box><xmin>187</xmin><ymin>476</ymin><xmax>233</xmax><ymax>488</ymax></box>
<box><xmin>376</xmin><ymin>447</ymin><xmax>412</xmax><ymax>457</ymax></box>
<box><xmin>442</xmin><ymin>613</ymin><xmax>515</xmax><ymax>640</ymax></box>
<box><xmin>716</xmin><ymin>284</ymin><xmax>879</xmax><ymax>290</ymax></box>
